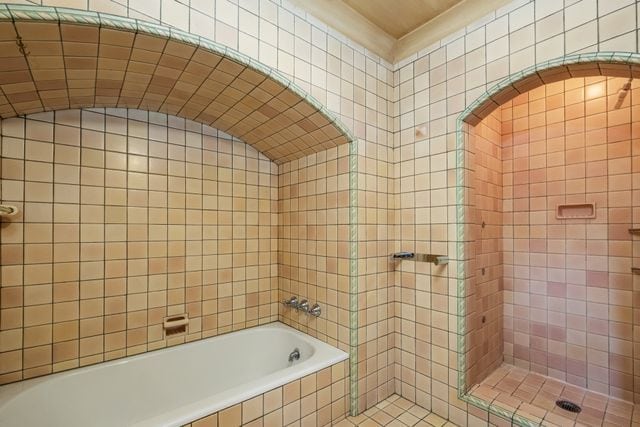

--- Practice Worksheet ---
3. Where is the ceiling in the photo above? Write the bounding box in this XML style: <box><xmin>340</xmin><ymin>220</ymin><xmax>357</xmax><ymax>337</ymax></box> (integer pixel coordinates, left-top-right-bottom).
<box><xmin>290</xmin><ymin>0</ymin><xmax>512</xmax><ymax>62</ymax></box>
<box><xmin>343</xmin><ymin>0</ymin><xmax>463</xmax><ymax>39</ymax></box>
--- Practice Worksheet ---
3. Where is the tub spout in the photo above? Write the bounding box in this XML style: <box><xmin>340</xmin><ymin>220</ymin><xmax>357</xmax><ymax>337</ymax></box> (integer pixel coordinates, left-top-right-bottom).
<box><xmin>288</xmin><ymin>348</ymin><xmax>300</xmax><ymax>362</ymax></box>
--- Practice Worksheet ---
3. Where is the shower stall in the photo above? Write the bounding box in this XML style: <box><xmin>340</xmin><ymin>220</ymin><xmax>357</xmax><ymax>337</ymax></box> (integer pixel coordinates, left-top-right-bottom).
<box><xmin>459</xmin><ymin>67</ymin><xmax>639</xmax><ymax>425</ymax></box>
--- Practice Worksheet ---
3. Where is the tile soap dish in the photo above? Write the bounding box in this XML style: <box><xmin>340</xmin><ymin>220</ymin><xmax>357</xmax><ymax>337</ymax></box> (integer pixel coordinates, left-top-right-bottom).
<box><xmin>556</xmin><ymin>203</ymin><xmax>595</xmax><ymax>219</ymax></box>
<box><xmin>163</xmin><ymin>314</ymin><xmax>189</xmax><ymax>337</ymax></box>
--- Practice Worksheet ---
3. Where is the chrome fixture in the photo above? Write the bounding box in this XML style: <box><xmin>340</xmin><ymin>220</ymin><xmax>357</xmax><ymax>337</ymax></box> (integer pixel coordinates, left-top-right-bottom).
<box><xmin>614</xmin><ymin>78</ymin><xmax>633</xmax><ymax>109</ymax></box>
<box><xmin>297</xmin><ymin>299</ymin><xmax>309</xmax><ymax>312</ymax></box>
<box><xmin>392</xmin><ymin>251</ymin><xmax>414</xmax><ymax>259</ymax></box>
<box><xmin>308</xmin><ymin>303</ymin><xmax>321</xmax><ymax>317</ymax></box>
<box><xmin>391</xmin><ymin>252</ymin><xmax>449</xmax><ymax>265</ymax></box>
<box><xmin>281</xmin><ymin>295</ymin><xmax>321</xmax><ymax>317</ymax></box>
<box><xmin>282</xmin><ymin>296</ymin><xmax>298</xmax><ymax>308</ymax></box>
<box><xmin>288</xmin><ymin>348</ymin><xmax>300</xmax><ymax>362</ymax></box>
<box><xmin>556</xmin><ymin>400</ymin><xmax>581</xmax><ymax>413</ymax></box>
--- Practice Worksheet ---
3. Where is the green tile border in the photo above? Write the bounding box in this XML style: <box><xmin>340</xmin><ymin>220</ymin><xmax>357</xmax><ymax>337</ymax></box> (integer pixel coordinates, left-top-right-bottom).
<box><xmin>455</xmin><ymin>52</ymin><xmax>640</xmax><ymax>426</ymax></box>
<box><xmin>0</xmin><ymin>1</ymin><xmax>361</xmax><ymax>418</ymax></box>
<box><xmin>348</xmin><ymin>137</ymin><xmax>359</xmax><ymax>416</ymax></box>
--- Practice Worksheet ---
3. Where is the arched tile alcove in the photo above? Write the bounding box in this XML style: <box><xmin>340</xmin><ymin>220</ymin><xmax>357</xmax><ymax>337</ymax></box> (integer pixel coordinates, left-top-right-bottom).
<box><xmin>0</xmin><ymin>3</ymin><xmax>362</xmax><ymax>418</ymax></box>
<box><xmin>455</xmin><ymin>52</ymin><xmax>640</xmax><ymax>425</ymax></box>
<box><xmin>0</xmin><ymin>4</ymin><xmax>355</xmax><ymax>164</ymax></box>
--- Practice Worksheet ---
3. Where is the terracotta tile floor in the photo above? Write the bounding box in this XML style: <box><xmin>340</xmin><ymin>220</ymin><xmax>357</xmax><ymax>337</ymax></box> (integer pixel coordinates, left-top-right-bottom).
<box><xmin>469</xmin><ymin>363</ymin><xmax>640</xmax><ymax>426</ymax></box>
<box><xmin>335</xmin><ymin>394</ymin><xmax>458</xmax><ymax>427</ymax></box>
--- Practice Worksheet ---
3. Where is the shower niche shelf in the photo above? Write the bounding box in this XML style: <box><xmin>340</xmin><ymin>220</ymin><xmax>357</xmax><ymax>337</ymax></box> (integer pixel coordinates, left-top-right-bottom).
<box><xmin>555</xmin><ymin>203</ymin><xmax>595</xmax><ymax>219</ymax></box>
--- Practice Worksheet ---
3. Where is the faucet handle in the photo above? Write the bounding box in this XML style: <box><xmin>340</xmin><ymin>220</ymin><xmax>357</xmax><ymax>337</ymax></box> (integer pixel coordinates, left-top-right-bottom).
<box><xmin>298</xmin><ymin>299</ymin><xmax>309</xmax><ymax>312</ymax></box>
<box><xmin>308</xmin><ymin>303</ymin><xmax>321</xmax><ymax>317</ymax></box>
<box><xmin>282</xmin><ymin>296</ymin><xmax>298</xmax><ymax>307</ymax></box>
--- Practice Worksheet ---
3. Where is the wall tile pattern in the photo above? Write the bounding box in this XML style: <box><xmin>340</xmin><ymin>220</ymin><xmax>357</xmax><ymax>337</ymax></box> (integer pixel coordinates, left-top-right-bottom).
<box><xmin>4</xmin><ymin>0</ymin><xmax>640</xmax><ymax>425</ymax></box>
<box><xmin>393</xmin><ymin>0</ymin><xmax>640</xmax><ymax>425</ymax></box>
<box><xmin>500</xmin><ymin>76</ymin><xmax>638</xmax><ymax>402</ymax></box>
<box><xmin>277</xmin><ymin>146</ymin><xmax>352</xmax><ymax>350</ymax></box>
<box><xmin>183</xmin><ymin>360</ymin><xmax>348</xmax><ymax>427</ymax></box>
<box><xmin>0</xmin><ymin>108</ymin><xmax>279</xmax><ymax>383</ymax></box>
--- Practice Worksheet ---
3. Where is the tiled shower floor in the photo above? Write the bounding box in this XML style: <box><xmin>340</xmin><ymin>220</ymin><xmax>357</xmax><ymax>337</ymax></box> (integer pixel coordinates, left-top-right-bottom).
<box><xmin>469</xmin><ymin>363</ymin><xmax>640</xmax><ymax>426</ymax></box>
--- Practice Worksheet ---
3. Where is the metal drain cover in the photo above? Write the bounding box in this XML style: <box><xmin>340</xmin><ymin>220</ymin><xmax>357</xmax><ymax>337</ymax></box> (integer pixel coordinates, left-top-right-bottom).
<box><xmin>556</xmin><ymin>400</ymin><xmax>582</xmax><ymax>413</ymax></box>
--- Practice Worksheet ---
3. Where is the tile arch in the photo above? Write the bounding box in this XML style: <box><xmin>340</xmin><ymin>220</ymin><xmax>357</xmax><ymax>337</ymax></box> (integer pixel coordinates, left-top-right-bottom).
<box><xmin>460</xmin><ymin>52</ymin><xmax>640</xmax><ymax>126</ymax></box>
<box><xmin>0</xmin><ymin>4</ymin><xmax>356</xmax><ymax>164</ymax></box>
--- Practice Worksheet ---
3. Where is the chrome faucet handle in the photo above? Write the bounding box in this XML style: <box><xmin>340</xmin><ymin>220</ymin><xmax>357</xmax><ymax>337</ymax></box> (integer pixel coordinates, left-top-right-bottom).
<box><xmin>282</xmin><ymin>296</ymin><xmax>298</xmax><ymax>307</ymax></box>
<box><xmin>308</xmin><ymin>303</ymin><xmax>321</xmax><ymax>317</ymax></box>
<box><xmin>298</xmin><ymin>299</ymin><xmax>309</xmax><ymax>312</ymax></box>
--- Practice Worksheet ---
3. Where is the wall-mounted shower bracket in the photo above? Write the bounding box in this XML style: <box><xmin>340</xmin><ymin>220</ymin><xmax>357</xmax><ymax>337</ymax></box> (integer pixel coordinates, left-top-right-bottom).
<box><xmin>391</xmin><ymin>251</ymin><xmax>415</xmax><ymax>259</ymax></box>
<box><xmin>632</xmin><ymin>268</ymin><xmax>640</xmax><ymax>275</ymax></box>
<box><xmin>629</xmin><ymin>228</ymin><xmax>640</xmax><ymax>235</ymax></box>
<box><xmin>391</xmin><ymin>252</ymin><xmax>449</xmax><ymax>265</ymax></box>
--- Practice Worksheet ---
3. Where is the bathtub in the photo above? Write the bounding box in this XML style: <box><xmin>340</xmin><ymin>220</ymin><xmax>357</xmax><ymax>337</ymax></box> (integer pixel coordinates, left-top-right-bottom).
<box><xmin>0</xmin><ymin>322</ymin><xmax>348</xmax><ymax>427</ymax></box>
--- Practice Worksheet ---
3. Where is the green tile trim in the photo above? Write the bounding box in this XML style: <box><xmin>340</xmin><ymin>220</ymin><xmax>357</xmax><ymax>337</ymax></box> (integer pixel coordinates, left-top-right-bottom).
<box><xmin>0</xmin><ymin>4</ymin><xmax>10</xmax><ymax>21</ymax></box>
<box><xmin>459</xmin><ymin>52</ymin><xmax>640</xmax><ymax>127</ymax></box>
<box><xmin>348</xmin><ymin>138</ymin><xmax>359</xmax><ymax>416</ymax></box>
<box><xmin>1</xmin><ymin>3</ymin><xmax>357</xmax><ymax>148</ymax></box>
<box><xmin>455</xmin><ymin>51</ymin><xmax>640</xmax><ymax>426</ymax></box>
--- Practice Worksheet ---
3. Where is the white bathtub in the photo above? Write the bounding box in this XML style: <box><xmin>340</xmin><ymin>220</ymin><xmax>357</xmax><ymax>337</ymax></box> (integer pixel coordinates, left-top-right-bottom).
<box><xmin>0</xmin><ymin>322</ymin><xmax>348</xmax><ymax>427</ymax></box>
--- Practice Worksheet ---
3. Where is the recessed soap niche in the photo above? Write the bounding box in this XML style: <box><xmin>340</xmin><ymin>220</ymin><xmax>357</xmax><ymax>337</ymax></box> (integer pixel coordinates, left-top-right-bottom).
<box><xmin>556</xmin><ymin>202</ymin><xmax>596</xmax><ymax>219</ymax></box>
<box><xmin>163</xmin><ymin>314</ymin><xmax>189</xmax><ymax>338</ymax></box>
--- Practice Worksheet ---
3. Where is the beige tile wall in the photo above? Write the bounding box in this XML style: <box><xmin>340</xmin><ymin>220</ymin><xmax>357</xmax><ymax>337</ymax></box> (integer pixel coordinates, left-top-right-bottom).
<box><xmin>183</xmin><ymin>360</ymin><xmax>349</xmax><ymax>427</ymax></box>
<box><xmin>277</xmin><ymin>146</ymin><xmax>351</xmax><ymax>350</ymax></box>
<box><xmin>355</xmin><ymin>142</ymin><xmax>396</xmax><ymax>411</ymax></box>
<box><xmin>277</xmin><ymin>140</ymin><xmax>397</xmax><ymax>412</ymax></box>
<box><xmin>0</xmin><ymin>108</ymin><xmax>278</xmax><ymax>383</ymax></box>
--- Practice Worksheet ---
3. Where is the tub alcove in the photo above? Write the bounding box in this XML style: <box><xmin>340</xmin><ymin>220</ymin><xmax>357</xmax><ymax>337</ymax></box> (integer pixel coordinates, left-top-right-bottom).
<box><xmin>456</xmin><ymin>53</ymin><xmax>640</xmax><ymax>425</ymax></box>
<box><xmin>0</xmin><ymin>4</ymin><xmax>359</xmax><ymax>426</ymax></box>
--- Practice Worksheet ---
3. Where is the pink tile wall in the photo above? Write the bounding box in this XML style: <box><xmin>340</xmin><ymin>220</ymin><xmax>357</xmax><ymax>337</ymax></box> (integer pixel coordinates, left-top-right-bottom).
<box><xmin>500</xmin><ymin>76</ymin><xmax>637</xmax><ymax>402</ymax></box>
<box><xmin>466</xmin><ymin>109</ymin><xmax>504</xmax><ymax>387</ymax></box>
<box><xmin>0</xmin><ymin>109</ymin><xmax>279</xmax><ymax>384</ymax></box>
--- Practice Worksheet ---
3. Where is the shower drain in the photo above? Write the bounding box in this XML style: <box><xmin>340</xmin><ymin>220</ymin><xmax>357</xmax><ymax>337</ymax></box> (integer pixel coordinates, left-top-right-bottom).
<box><xmin>556</xmin><ymin>400</ymin><xmax>582</xmax><ymax>413</ymax></box>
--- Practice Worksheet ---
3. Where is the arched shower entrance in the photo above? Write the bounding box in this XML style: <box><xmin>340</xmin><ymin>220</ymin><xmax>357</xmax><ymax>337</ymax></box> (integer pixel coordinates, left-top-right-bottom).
<box><xmin>456</xmin><ymin>53</ymin><xmax>640</xmax><ymax>425</ymax></box>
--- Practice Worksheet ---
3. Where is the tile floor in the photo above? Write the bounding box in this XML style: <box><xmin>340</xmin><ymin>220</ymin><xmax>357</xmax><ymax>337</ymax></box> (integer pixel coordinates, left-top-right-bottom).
<box><xmin>335</xmin><ymin>394</ymin><xmax>457</xmax><ymax>427</ymax></box>
<box><xmin>469</xmin><ymin>363</ymin><xmax>640</xmax><ymax>426</ymax></box>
